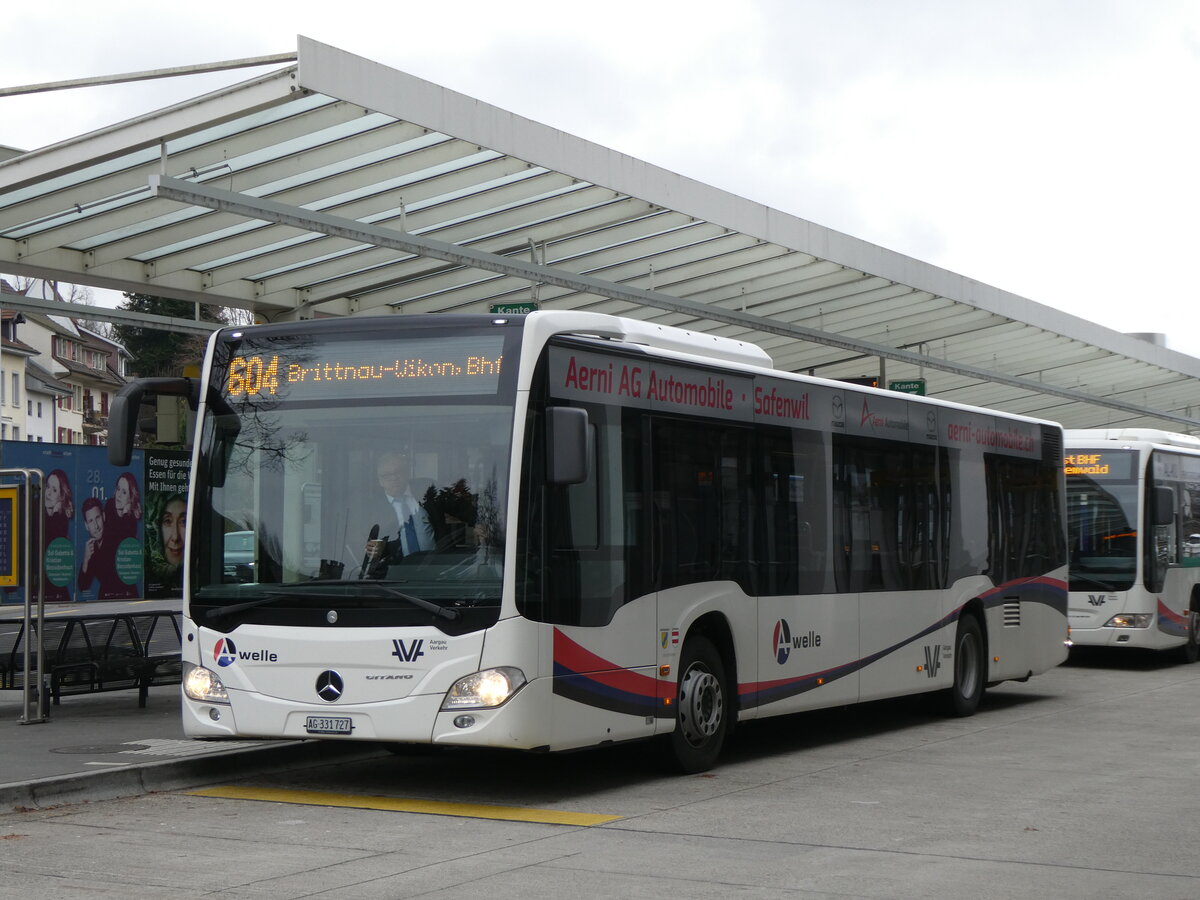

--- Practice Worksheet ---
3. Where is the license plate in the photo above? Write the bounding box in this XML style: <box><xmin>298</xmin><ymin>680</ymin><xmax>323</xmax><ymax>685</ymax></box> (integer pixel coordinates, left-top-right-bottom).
<box><xmin>305</xmin><ymin>715</ymin><xmax>353</xmax><ymax>735</ymax></box>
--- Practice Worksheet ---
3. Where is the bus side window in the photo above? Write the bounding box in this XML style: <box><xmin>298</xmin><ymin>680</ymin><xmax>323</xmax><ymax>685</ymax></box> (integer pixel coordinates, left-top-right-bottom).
<box><xmin>544</xmin><ymin>419</ymin><xmax>596</xmax><ymax>625</ymax></box>
<box><xmin>651</xmin><ymin>417</ymin><xmax>753</xmax><ymax>595</ymax></box>
<box><xmin>984</xmin><ymin>454</ymin><xmax>1066</xmax><ymax>584</ymax></box>
<box><xmin>555</xmin><ymin>426</ymin><xmax>599</xmax><ymax>551</ymax></box>
<box><xmin>833</xmin><ymin>436</ymin><xmax>950</xmax><ymax>593</ymax></box>
<box><xmin>761</xmin><ymin>426</ymin><xmax>828</xmax><ymax>596</ymax></box>
<box><xmin>1150</xmin><ymin>484</ymin><xmax>1178</xmax><ymax>582</ymax></box>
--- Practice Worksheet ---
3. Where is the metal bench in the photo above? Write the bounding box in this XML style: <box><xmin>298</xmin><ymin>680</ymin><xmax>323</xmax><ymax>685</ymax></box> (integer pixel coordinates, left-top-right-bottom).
<box><xmin>0</xmin><ymin>609</ymin><xmax>181</xmax><ymax>708</ymax></box>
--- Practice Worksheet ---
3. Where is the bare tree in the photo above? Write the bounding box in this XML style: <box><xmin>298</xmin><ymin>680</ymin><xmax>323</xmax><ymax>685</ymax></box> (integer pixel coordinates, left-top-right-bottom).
<box><xmin>224</xmin><ymin>306</ymin><xmax>256</xmax><ymax>326</ymax></box>
<box><xmin>3</xmin><ymin>274</ymin><xmax>35</xmax><ymax>293</ymax></box>
<box><xmin>57</xmin><ymin>281</ymin><xmax>94</xmax><ymax>305</ymax></box>
<box><xmin>2</xmin><ymin>275</ymin><xmax>94</xmax><ymax>305</ymax></box>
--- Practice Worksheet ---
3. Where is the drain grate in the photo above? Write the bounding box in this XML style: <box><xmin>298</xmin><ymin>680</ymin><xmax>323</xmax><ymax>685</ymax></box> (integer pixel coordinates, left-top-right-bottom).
<box><xmin>51</xmin><ymin>744</ymin><xmax>151</xmax><ymax>754</ymax></box>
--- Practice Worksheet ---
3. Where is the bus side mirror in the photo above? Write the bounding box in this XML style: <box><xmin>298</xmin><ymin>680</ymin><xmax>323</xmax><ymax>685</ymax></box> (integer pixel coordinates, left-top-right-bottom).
<box><xmin>546</xmin><ymin>406</ymin><xmax>590</xmax><ymax>485</ymax></box>
<box><xmin>108</xmin><ymin>377</ymin><xmax>199</xmax><ymax>466</ymax></box>
<box><xmin>1154</xmin><ymin>486</ymin><xmax>1176</xmax><ymax>527</ymax></box>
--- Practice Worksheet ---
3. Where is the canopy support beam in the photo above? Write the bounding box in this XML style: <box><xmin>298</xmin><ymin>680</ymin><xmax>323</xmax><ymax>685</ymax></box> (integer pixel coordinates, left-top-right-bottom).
<box><xmin>0</xmin><ymin>291</ymin><xmax>218</xmax><ymax>336</ymax></box>
<box><xmin>0</xmin><ymin>54</ymin><xmax>298</xmax><ymax>97</ymax></box>
<box><xmin>148</xmin><ymin>174</ymin><xmax>1200</xmax><ymax>429</ymax></box>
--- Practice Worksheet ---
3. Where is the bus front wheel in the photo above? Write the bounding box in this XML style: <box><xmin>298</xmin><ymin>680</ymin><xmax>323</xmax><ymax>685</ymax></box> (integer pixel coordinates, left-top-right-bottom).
<box><xmin>667</xmin><ymin>636</ymin><xmax>729</xmax><ymax>773</ymax></box>
<box><xmin>944</xmin><ymin>613</ymin><xmax>985</xmax><ymax>717</ymax></box>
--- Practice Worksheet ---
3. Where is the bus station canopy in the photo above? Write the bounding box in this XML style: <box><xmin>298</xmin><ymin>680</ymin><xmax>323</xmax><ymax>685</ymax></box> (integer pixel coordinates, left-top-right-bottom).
<box><xmin>1</xmin><ymin>36</ymin><xmax>1197</xmax><ymax>432</ymax></box>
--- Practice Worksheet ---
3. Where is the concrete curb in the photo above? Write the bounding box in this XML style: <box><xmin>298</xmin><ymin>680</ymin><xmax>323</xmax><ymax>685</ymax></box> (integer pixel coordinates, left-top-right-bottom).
<box><xmin>0</xmin><ymin>740</ymin><xmax>386</xmax><ymax>813</ymax></box>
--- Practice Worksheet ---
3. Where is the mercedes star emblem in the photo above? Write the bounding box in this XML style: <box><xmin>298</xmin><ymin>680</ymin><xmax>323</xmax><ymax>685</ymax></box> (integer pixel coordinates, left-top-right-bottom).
<box><xmin>316</xmin><ymin>670</ymin><xmax>344</xmax><ymax>702</ymax></box>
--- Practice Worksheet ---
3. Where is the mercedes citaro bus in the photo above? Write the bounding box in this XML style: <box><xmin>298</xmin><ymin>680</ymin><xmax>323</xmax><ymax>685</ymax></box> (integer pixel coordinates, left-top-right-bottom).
<box><xmin>1065</xmin><ymin>429</ymin><xmax>1200</xmax><ymax>661</ymax></box>
<box><xmin>110</xmin><ymin>311</ymin><xmax>1070</xmax><ymax>771</ymax></box>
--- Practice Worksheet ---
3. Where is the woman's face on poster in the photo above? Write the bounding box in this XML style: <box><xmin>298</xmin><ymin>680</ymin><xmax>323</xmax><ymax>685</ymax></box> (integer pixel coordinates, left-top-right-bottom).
<box><xmin>45</xmin><ymin>474</ymin><xmax>62</xmax><ymax>514</ymax></box>
<box><xmin>115</xmin><ymin>477</ymin><xmax>131</xmax><ymax>516</ymax></box>
<box><xmin>161</xmin><ymin>499</ymin><xmax>186</xmax><ymax>567</ymax></box>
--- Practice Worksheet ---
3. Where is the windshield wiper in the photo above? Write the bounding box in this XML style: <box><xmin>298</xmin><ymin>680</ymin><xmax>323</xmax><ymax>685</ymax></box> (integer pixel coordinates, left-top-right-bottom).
<box><xmin>1070</xmin><ymin>573</ymin><xmax>1119</xmax><ymax>591</ymax></box>
<box><xmin>204</xmin><ymin>580</ymin><xmax>459</xmax><ymax>621</ymax></box>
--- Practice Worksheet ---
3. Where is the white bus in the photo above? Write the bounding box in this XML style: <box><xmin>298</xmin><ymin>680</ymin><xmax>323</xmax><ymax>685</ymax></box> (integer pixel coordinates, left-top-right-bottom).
<box><xmin>111</xmin><ymin>311</ymin><xmax>1069</xmax><ymax>772</ymax></box>
<box><xmin>1065</xmin><ymin>429</ymin><xmax>1200</xmax><ymax>661</ymax></box>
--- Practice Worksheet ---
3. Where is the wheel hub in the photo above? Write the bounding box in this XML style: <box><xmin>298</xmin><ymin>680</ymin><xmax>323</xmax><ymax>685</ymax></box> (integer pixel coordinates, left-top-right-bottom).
<box><xmin>678</xmin><ymin>664</ymin><xmax>723</xmax><ymax>748</ymax></box>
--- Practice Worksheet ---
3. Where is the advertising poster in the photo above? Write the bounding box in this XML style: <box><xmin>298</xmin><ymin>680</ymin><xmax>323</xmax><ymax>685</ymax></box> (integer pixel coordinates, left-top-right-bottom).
<box><xmin>144</xmin><ymin>450</ymin><xmax>190</xmax><ymax>598</ymax></box>
<box><xmin>0</xmin><ymin>443</ymin><xmax>145</xmax><ymax>604</ymax></box>
<box><xmin>1</xmin><ymin>444</ymin><xmax>78</xmax><ymax>604</ymax></box>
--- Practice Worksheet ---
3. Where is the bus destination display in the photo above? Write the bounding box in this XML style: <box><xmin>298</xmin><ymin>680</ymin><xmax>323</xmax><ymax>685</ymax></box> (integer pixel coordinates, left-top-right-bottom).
<box><xmin>1064</xmin><ymin>450</ymin><xmax>1134</xmax><ymax>480</ymax></box>
<box><xmin>220</xmin><ymin>335</ymin><xmax>506</xmax><ymax>402</ymax></box>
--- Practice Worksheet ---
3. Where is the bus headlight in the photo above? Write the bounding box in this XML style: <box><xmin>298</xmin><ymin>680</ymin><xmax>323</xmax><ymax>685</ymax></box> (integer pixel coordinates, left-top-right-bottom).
<box><xmin>442</xmin><ymin>667</ymin><xmax>526</xmax><ymax>710</ymax></box>
<box><xmin>1105</xmin><ymin>614</ymin><xmax>1153</xmax><ymax>628</ymax></box>
<box><xmin>183</xmin><ymin>662</ymin><xmax>230</xmax><ymax>703</ymax></box>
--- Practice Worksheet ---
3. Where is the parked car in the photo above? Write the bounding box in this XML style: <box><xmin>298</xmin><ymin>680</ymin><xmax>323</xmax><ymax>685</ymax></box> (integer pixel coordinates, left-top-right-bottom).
<box><xmin>1184</xmin><ymin>534</ymin><xmax>1200</xmax><ymax>559</ymax></box>
<box><xmin>223</xmin><ymin>530</ymin><xmax>255</xmax><ymax>581</ymax></box>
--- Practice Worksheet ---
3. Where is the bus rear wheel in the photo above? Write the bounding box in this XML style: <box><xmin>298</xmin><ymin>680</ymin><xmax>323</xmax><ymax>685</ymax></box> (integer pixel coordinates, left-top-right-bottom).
<box><xmin>667</xmin><ymin>636</ymin><xmax>729</xmax><ymax>773</ymax></box>
<box><xmin>943</xmin><ymin>613</ymin><xmax>985</xmax><ymax>717</ymax></box>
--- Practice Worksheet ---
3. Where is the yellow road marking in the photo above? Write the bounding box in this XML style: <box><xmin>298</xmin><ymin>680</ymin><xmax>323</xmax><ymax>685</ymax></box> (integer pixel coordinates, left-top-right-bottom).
<box><xmin>188</xmin><ymin>785</ymin><xmax>622</xmax><ymax>826</ymax></box>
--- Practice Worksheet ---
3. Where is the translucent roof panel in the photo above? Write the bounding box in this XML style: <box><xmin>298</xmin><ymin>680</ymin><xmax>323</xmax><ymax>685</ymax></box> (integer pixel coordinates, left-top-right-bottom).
<box><xmin>0</xmin><ymin>36</ymin><xmax>1198</xmax><ymax>431</ymax></box>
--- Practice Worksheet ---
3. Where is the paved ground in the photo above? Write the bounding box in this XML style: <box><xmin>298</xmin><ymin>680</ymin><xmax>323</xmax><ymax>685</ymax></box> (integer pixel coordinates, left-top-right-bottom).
<box><xmin>2</xmin><ymin>648</ymin><xmax>1199</xmax><ymax>899</ymax></box>
<box><xmin>0</xmin><ymin>683</ymin><xmax>379</xmax><ymax>811</ymax></box>
<box><xmin>0</xmin><ymin>595</ymin><xmax>375</xmax><ymax>811</ymax></box>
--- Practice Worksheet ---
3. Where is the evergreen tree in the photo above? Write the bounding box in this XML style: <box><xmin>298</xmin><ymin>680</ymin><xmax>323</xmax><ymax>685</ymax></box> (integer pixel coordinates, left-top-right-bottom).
<box><xmin>112</xmin><ymin>293</ymin><xmax>225</xmax><ymax>376</ymax></box>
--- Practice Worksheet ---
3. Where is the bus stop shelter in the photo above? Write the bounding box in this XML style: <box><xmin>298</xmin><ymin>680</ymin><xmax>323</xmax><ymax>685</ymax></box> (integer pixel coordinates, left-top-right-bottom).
<box><xmin>1</xmin><ymin>36</ymin><xmax>1197</xmax><ymax>432</ymax></box>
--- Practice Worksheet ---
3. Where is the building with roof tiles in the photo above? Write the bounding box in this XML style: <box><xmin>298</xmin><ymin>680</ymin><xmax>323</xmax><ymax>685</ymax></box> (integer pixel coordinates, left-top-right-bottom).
<box><xmin>0</xmin><ymin>277</ymin><xmax>130</xmax><ymax>444</ymax></box>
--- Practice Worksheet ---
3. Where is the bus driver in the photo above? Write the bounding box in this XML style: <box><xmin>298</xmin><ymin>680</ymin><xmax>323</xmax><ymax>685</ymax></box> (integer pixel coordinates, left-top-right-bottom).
<box><xmin>361</xmin><ymin>451</ymin><xmax>434</xmax><ymax>573</ymax></box>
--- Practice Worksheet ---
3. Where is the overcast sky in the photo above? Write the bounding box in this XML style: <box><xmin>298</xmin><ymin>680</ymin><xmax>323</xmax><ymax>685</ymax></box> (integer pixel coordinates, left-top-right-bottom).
<box><xmin>3</xmin><ymin>1</ymin><xmax>1199</xmax><ymax>356</ymax></box>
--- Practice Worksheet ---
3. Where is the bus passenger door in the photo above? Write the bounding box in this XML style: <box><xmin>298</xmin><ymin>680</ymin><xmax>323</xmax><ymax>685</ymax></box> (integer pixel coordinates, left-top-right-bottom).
<box><xmin>541</xmin><ymin>404</ymin><xmax>660</xmax><ymax>750</ymax></box>
<box><xmin>756</xmin><ymin>426</ymin><xmax>859</xmax><ymax>718</ymax></box>
<box><xmin>646</xmin><ymin>416</ymin><xmax>761</xmax><ymax>730</ymax></box>
<box><xmin>849</xmin><ymin>439</ymin><xmax>947</xmax><ymax>701</ymax></box>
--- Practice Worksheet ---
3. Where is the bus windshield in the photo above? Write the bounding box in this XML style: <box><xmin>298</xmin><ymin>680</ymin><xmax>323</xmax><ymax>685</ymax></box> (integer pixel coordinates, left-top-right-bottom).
<box><xmin>1066</xmin><ymin>448</ymin><xmax>1138</xmax><ymax>592</ymax></box>
<box><xmin>190</xmin><ymin>319</ymin><xmax>519</xmax><ymax>633</ymax></box>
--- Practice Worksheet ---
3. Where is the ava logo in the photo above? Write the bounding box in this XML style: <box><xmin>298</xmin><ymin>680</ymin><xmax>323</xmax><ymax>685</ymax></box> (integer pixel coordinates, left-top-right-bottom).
<box><xmin>923</xmin><ymin>644</ymin><xmax>942</xmax><ymax>679</ymax></box>
<box><xmin>1087</xmin><ymin>594</ymin><xmax>1108</xmax><ymax>607</ymax></box>
<box><xmin>773</xmin><ymin>619</ymin><xmax>792</xmax><ymax>665</ymax></box>
<box><xmin>773</xmin><ymin>619</ymin><xmax>823</xmax><ymax>664</ymax></box>
<box><xmin>213</xmin><ymin>637</ymin><xmax>237</xmax><ymax>668</ymax></box>
<box><xmin>391</xmin><ymin>638</ymin><xmax>425</xmax><ymax>663</ymax></box>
